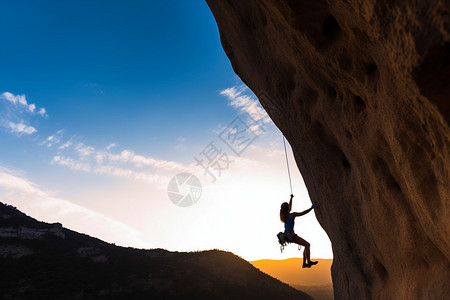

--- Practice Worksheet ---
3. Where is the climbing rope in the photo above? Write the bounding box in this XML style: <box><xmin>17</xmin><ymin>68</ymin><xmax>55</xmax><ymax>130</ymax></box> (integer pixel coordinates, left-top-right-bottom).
<box><xmin>278</xmin><ymin>137</ymin><xmax>316</xmax><ymax>254</ymax></box>
<box><xmin>282</xmin><ymin>135</ymin><xmax>293</xmax><ymax>195</ymax></box>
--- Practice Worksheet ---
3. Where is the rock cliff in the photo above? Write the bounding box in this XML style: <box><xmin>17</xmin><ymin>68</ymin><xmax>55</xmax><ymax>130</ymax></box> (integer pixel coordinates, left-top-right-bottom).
<box><xmin>206</xmin><ymin>1</ymin><xmax>450</xmax><ymax>299</ymax></box>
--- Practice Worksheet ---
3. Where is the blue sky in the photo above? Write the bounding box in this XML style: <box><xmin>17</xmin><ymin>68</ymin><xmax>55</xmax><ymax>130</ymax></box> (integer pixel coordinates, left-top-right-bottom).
<box><xmin>1</xmin><ymin>1</ymin><xmax>235</xmax><ymax>150</ymax></box>
<box><xmin>0</xmin><ymin>1</ymin><xmax>332</xmax><ymax>260</ymax></box>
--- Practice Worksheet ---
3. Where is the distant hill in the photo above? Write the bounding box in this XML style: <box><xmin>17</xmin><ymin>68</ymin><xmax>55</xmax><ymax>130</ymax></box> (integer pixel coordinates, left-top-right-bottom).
<box><xmin>251</xmin><ymin>258</ymin><xmax>334</xmax><ymax>300</ymax></box>
<box><xmin>0</xmin><ymin>202</ymin><xmax>313</xmax><ymax>299</ymax></box>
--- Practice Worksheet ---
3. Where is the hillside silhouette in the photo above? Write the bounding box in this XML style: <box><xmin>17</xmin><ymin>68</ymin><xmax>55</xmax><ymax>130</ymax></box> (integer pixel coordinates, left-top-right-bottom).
<box><xmin>0</xmin><ymin>202</ymin><xmax>313</xmax><ymax>299</ymax></box>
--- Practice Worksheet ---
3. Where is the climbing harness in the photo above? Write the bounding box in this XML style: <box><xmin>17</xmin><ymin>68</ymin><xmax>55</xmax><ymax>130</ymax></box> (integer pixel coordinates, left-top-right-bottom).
<box><xmin>277</xmin><ymin>232</ymin><xmax>302</xmax><ymax>253</ymax></box>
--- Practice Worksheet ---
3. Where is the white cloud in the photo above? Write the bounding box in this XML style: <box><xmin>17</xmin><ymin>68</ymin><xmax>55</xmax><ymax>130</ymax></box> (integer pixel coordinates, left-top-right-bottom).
<box><xmin>175</xmin><ymin>144</ymin><xmax>186</xmax><ymax>151</ymax></box>
<box><xmin>105</xmin><ymin>143</ymin><xmax>116</xmax><ymax>150</ymax></box>
<box><xmin>72</xmin><ymin>142</ymin><xmax>189</xmax><ymax>172</ymax></box>
<box><xmin>43</xmin><ymin>86</ymin><xmax>274</xmax><ymax>186</ymax></box>
<box><xmin>0</xmin><ymin>92</ymin><xmax>47</xmax><ymax>138</ymax></box>
<box><xmin>220</xmin><ymin>86</ymin><xmax>244</xmax><ymax>100</ymax></box>
<box><xmin>51</xmin><ymin>153</ymin><xmax>171</xmax><ymax>186</ymax></box>
<box><xmin>52</xmin><ymin>156</ymin><xmax>91</xmax><ymax>172</ymax></box>
<box><xmin>0</xmin><ymin>169</ymin><xmax>151</xmax><ymax>249</ymax></box>
<box><xmin>1</xmin><ymin>91</ymin><xmax>21</xmax><ymax>105</ymax></box>
<box><xmin>40</xmin><ymin>130</ymin><xmax>64</xmax><ymax>147</ymax></box>
<box><xmin>58</xmin><ymin>140</ymin><xmax>73</xmax><ymax>150</ymax></box>
<box><xmin>75</xmin><ymin>142</ymin><xmax>95</xmax><ymax>156</ymax></box>
<box><xmin>0</xmin><ymin>92</ymin><xmax>45</xmax><ymax>115</ymax></box>
<box><xmin>94</xmin><ymin>165</ymin><xmax>168</xmax><ymax>185</ymax></box>
<box><xmin>105</xmin><ymin>149</ymin><xmax>189</xmax><ymax>171</ymax></box>
<box><xmin>0</xmin><ymin>171</ymin><xmax>46</xmax><ymax>196</ymax></box>
<box><xmin>7</xmin><ymin>122</ymin><xmax>37</xmax><ymax>135</ymax></box>
<box><xmin>220</xmin><ymin>86</ymin><xmax>272</xmax><ymax>134</ymax></box>
<box><xmin>45</xmin><ymin>136</ymin><xmax>190</xmax><ymax>187</ymax></box>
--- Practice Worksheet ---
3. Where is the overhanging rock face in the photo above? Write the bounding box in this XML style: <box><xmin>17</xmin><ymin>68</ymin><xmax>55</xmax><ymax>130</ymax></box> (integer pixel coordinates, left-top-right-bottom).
<box><xmin>206</xmin><ymin>1</ymin><xmax>450</xmax><ymax>299</ymax></box>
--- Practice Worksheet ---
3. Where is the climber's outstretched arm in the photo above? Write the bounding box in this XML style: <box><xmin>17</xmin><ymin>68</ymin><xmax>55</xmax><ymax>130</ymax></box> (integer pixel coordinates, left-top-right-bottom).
<box><xmin>292</xmin><ymin>207</ymin><xmax>313</xmax><ymax>218</ymax></box>
<box><xmin>288</xmin><ymin>194</ymin><xmax>293</xmax><ymax>211</ymax></box>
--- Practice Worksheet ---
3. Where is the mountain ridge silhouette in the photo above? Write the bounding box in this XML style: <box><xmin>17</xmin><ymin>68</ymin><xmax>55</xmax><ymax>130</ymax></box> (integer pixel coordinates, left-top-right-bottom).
<box><xmin>0</xmin><ymin>202</ymin><xmax>313</xmax><ymax>299</ymax></box>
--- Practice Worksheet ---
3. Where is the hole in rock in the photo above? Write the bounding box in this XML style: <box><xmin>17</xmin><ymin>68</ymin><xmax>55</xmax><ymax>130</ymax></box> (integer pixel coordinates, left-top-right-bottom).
<box><xmin>366</xmin><ymin>63</ymin><xmax>378</xmax><ymax>75</ymax></box>
<box><xmin>286</xmin><ymin>79</ymin><xmax>296</xmax><ymax>93</ymax></box>
<box><xmin>302</xmin><ymin>87</ymin><xmax>319</xmax><ymax>109</ymax></box>
<box><xmin>322</xmin><ymin>15</ymin><xmax>340</xmax><ymax>37</ymax></box>
<box><xmin>345</xmin><ymin>130</ymin><xmax>353</xmax><ymax>140</ymax></box>
<box><xmin>327</xmin><ymin>86</ymin><xmax>337</xmax><ymax>98</ymax></box>
<box><xmin>373</xmin><ymin>258</ymin><xmax>389</xmax><ymax>282</ymax></box>
<box><xmin>391</xmin><ymin>179</ymin><xmax>402</xmax><ymax>192</ymax></box>
<box><xmin>342</xmin><ymin>156</ymin><xmax>351</xmax><ymax>168</ymax></box>
<box><xmin>354</xmin><ymin>96</ymin><xmax>366</xmax><ymax>113</ymax></box>
<box><xmin>355</xmin><ymin>96</ymin><xmax>365</xmax><ymax>105</ymax></box>
<box><xmin>373</xmin><ymin>157</ymin><xmax>402</xmax><ymax>193</ymax></box>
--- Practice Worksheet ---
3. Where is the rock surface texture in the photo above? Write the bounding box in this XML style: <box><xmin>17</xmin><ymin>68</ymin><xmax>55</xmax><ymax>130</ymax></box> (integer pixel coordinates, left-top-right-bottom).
<box><xmin>206</xmin><ymin>1</ymin><xmax>450</xmax><ymax>299</ymax></box>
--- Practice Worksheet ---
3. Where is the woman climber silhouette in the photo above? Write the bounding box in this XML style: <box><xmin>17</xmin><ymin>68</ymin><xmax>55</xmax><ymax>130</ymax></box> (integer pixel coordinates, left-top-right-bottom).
<box><xmin>280</xmin><ymin>194</ymin><xmax>318</xmax><ymax>268</ymax></box>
